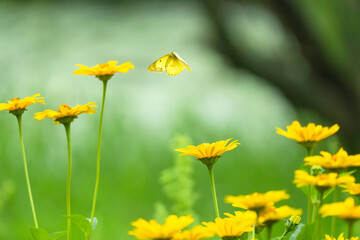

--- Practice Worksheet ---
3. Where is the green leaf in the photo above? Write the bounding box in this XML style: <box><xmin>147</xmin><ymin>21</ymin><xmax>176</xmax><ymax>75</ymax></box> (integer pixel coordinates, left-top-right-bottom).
<box><xmin>340</xmin><ymin>169</ymin><xmax>357</xmax><ymax>176</ymax></box>
<box><xmin>69</xmin><ymin>214</ymin><xmax>92</xmax><ymax>236</ymax></box>
<box><xmin>289</xmin><ymin>223</ymin><xmax>315</xmax><ymax>240</ymax></box>
<box><xmin>29</xmin><ymin>227</ymin><xmax>49</xmax><ymax>240</ymax></box>
<box><xmin>323</xmin><ymin>186</ymin><xmax>335</xmax><ymax>199</ymax></box>
<box><xmin>49</xmin><ymin>231</ymin><xmax>66</xmax><ymax>240</ymax></box>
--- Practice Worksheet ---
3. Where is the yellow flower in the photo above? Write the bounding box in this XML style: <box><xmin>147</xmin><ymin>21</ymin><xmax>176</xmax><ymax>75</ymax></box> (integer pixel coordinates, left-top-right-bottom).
<box><xmin>276</xmin><ymin>121</ymin><xmax>339</xmax><ymax>143</ymax></box>
<box><xmin>293</xmin><ymin>170</ymin><xmax>355</xmax><ymax>191</ymax></box>
<box><xmin>225</xmin><ymin>190</ymin><xmax>289</xmax><ymax>212</ymax></box>
<box><xmin>172</xmin><ymin>226</ymin><xmax>214</xmax><ymax>240</ymax></box>
<box><xmin>258</xmin><ymin>205</ymin><xmax>302</xmax><ymax>226</ymax></box>
<box><xmin>0</xmin><ymin>94</ymin><xmax>45</xmax><ymax>116</ymax></box>
<box><xmin>34</xmin><ymin>102</ymin><xmax>96</xmax><ymax>124</ymax></box>
<box><xmin>341</xmin><ymin>182</ymin><xmax>360</xmax><ymax>196</ymax></box>
<box><xmin>174</xmin><ymin>138</ymin><xmax>240</xmax><ymax>165</ymax></box>
<box><xmin>305</xmin><ymin>148</ymin><xmax>360</xmax><ymax>170</ymax></box>
<box><xmin>224</xmin><ymin>211</ymin><xmax>258</xmax><ymax>223</ymax></box>
<box><xmin>320</xmin><ymin>197</ymin><xmax>360</xmax><ymax>221</ymax></box>
<box><xmin>73</xmin><ymin>61</ymin><xmax>134</xmax><ymax>81</ymax></box>
<box><xmin>325</xmin><ymin>233</ymin><xmax>359</xmax><ymax>240</ymax></box>
<box><xmin>202</xmin><ymin>216</ymin><xmax>254</xmax><ymax>238</ymax></box>
<box><xmin>128</xmin><ymin>215</ymin><xmax>194</xmax><ymax>240</ymax></box>
<box><xmin>289</xmin><ymin>215</ymin><xmax>301</xmax><ymax>225</ymax></box>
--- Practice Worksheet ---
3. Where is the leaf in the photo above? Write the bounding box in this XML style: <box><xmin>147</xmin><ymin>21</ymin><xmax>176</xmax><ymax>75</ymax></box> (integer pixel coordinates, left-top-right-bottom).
<box><xmin>323</xmin><ymin>186</ymin><xmax>335</xmax><ymax>199</ymax></box>
<box><xmin>69</xmin><ymin>215</ymin><xmax>92</xmax><ymax>236</ymax></box>
<box><xmin>49</xmin><ymin>231</ymin><xmax>67</xmax><ymax>240</ymax></box>
<box><xmin>289</xmin><ymin>223</ymin><xmax>315</xmax><ymax>240</ymax></box>
<box><xmin>29</xmin><ymin>227</ymin><xmax>49</xmax><ymax>240</ymax></box>
<box><xmin>340</xmin><ymin>169</ymin><xmax>357</xmax><ymax>176</ymax></box>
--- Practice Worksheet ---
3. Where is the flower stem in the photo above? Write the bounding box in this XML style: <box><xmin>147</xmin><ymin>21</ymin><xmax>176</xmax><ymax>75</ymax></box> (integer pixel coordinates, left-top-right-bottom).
<box><xmin>311</xmin><ymin>190</ymin><xmax>318</xmax><ymax>223</ymax></box>
<box><xmin>267</xmin><ymin>225</ymin><xmax>272</xmax><ymax>240</ymax></box>
<box><xmin>306</xmin><ymin>146</ymin><xmax>314</xmax><ymax>224</ymax></box>
<box><xmin>90</xmin><ymin>80</ymin><xmax>108</xmax><ymax>225</ymax></box>
<box><xmin>64</xmin><ymin>122</ymin><xmax>72</xmax><ymax>240</ymax></box>
<box><xmin>316</xmin><ymin>190</ymin><xmax>324</xmax><ymax>240</ymax></box>
<box><xmin>206</xmin><ymin>164</ymin><xmax>220</xmax><ymax>218</ymax></box>
<box><xmin>279</xmin><ymin>229</ymin><xmax>289</xmax><ymax>240</ymax></box>
<box><xmin>252</xmin><ymin>225</ymin><xmax>256</xmax><ymax>239</ymax></box>
<box><xmin>16</xmin><ymin>115</ymin><xmax>39</xmax><ymax>228</ymax></box>
<box><xmin>348</xmin><ymin>221</ymin><xmax>354</xmax><ymax>238</ymax></box>
<box><xmin>308</xmin><ymin>186</ymin><xmax>313</xmax><ymax>224</ymax></box>
<box><xmin>331</xmin><ymin>186</ymin><xmax>339</xmax><ymax>236</ymax></box>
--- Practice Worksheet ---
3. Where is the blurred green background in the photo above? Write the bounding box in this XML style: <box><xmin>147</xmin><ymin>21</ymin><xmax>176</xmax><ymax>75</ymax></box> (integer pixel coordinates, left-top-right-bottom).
<box><xmin>0</xmin><ymin>0</ymin><xmax>359</xmax><ymax>239</ymax></box>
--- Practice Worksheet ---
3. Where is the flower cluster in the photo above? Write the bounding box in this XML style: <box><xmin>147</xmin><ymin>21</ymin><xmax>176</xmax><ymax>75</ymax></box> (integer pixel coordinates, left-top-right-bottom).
<box><xmin>325</xmin><ymin>233</ymin><xmax>359</xmax><ymax>240</ymax></box>
<box><xmin>278</xmin><ymin>121</ymin><xmax>360</xmax><ymax>239</ymax></box>
<box><xmin>0</xmin><ymin>59</ymin><xmax>134</xmax><ymax>240</ymax></box>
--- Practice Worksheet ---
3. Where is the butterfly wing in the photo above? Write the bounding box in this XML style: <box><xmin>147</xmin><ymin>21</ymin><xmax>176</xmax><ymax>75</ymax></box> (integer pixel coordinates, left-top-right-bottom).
<box><xmin>148</xmin><ymin>54</ymin><xmax>171</xmax><ymax>72</ymax></box>
<box><xmin>172</xmin><ymin>52</ymin><xmax>191</xmax><ymax>73</ymax></box>
<box><xmin>165</xmin><ymin>55</ymin><xmax>186</xmax><ymax>76</ymax></box>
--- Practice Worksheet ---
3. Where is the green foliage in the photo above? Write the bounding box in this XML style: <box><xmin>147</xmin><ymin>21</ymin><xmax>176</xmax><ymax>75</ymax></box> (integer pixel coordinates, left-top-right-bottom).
<box><xmin>68</xmin><ymin>215</ymin><xmax>97</xmax><ymax>238</ymax></box>
<box><xmin>157</xmin><ymin>135</ymin><xmax>199</xmax><ymax>222</ymax></box>
<box><xmin>153</xmin><ymin>202</ymin><xmax>170</xmax><ymax>223</ymax></box>
<box><xmin>29</xmin><ymin>228</ymin><xmax>49</xmax><ymax>240</ymax></box>
<box><xmin>48</xmin><ymin>232</ymin><xmax>67</xmax><ymax>240</ymax></box>
<box><xmin>29</xmin><ymin>228</ymin><xmax>66</xmax><ymax>240</ymax></box>
<box><xmin>289</xmin><ymin>223</ymin><xmax>315</xmax><ymax>240</ymax></box>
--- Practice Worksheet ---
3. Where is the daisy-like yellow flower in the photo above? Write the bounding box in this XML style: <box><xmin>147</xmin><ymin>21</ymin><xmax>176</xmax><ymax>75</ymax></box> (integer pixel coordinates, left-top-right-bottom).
<box><xmin>276</xmin><ymin>121</ymin><xmax>339</xmax><ymax>143</ymax></box>
<box><xmin>176</xmin><ymin>139</ymin><xmax>240</xmax><ymax>218</ymax></box>
<box><xmin>225</xmin><ymin>190</ymin><xmax>290</xmax><ymax>212</ymax></box>
<box><xmin>224</xmin><ymin>211</ymin><xmax>258</xmax><ymax>223</ymax></box>
<box><xmin>175</xmin><ymin>138</ymin><xmax>240</xmax><ymax>165</ymax></box>
<box><xmin>341</xmin><ymin>182</ymin><xmax>360</xmax><ymax>196</ymax></box>
<box><xmin>305</xmin><ymin>148</ymin><xmax>360</xmax><ymax>171</ymax></box>
<box><xmin>325</xmin><ymin>233</ymin><xmax>359</xmax><ymax>240</ymax></box>
<box><xmin>172</xmin><ymin>226</ymin><xmax>214</xmax><ymax>240</ymax></box>
<box><xmin>34</xmin><ymin>102</ymin><xmax>96</xmax><ymax>124</ymax></box>
<box><xmin>320</xmin><ymin>197</ymin><xmax>360</xmax><ymax>220</ymax></box>
<box><xmin>258</xmin><ymin>205</ymin><xmax>302</xmax><ymax>226</ymax></box>
<box><xmin>293</xmin><ymin>170</ymin><xmax>355</xmax><ymax>191</ymax></box>
<box><xmin>0</xmin><ymin>94</ymin><xmax>45</xmax><ymax>116</ymax></box>
<box><xmin>73</xmin><ymin>61</ymin><xmax>134</xmax><ymax>81</ymax></box>
<box><xmin>128</xmin><ymin>215</ymin><xmax>194</xmax><ymax>240</ymax></box>
<box><xmin>202</xmin><ymin>216</ymin><xmax>254</xmax><ymax>239</ymax></box>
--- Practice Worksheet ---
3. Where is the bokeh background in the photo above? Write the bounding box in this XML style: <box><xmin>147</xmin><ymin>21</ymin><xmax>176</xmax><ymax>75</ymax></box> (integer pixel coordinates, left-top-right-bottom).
<box><xmin>0</xmin><ymin>0</ymin><xmax>359</xmax><ymax>239</ymax></box>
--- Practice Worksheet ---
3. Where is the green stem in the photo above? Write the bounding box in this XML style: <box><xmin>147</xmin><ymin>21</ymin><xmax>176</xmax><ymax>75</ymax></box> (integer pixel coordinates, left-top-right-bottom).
<box><xmin>279</xmin><ymin>229</ymin><xmax>289</xmax><ymax>240</ymax></box>
<box><xmin>331</xmin><ymin>186</ymin><xmax>339</xmax><ymax>236</ymax></box>
<box><xmin>16</xmin><ymin>115</ymin><xmax>39</xmax><ymax>228</ymax></box>
<box><xmin>316</xmin><ymin>191</ymin><xmax>324</xmax><ymax>240</ymax></box>
<box><xmin>90</xmin><ymin>80</ymin><xmax>108</xmax><ymax>225</ymax></box>
<box><xmin>348</xmin><ymin>221</ymin><xmax>354</xmax><ymax>238</ymax></box>
<box><xmin>306</xmin><ymin>147</ymin><xmax>314</xmax><ymax>156</ymax></box>
<box><xmin>306</xmin><ymin>146</ymin><xmax>314</xmax><ymax>224</ymax></box>
<box><xmin>267</xmin><ymin>225</ymin><xmax>272</xmax><ymax>240</ymax></box>
<box><xmin>308</xmin><ymin>186</ymin><xmax>313</xmax><ymax>224</ymax></box>
<box><xmin>311</xmin><ymin>190</ymin><xmax>318</xmax><ymax>223</ymax></box>
<box><xmin>252</xmin><ymin>225</ymin><xmax>256</xmax><ymax>240</ymax></box>
<box><xmin>64</xmin><ymin>123</ymin><xmax>72</xmax><ymax>240</ymax></box>
<box><xmin>206</xmin><ymin>164</ymin><xmax>220</xmax><ymax>218</ymax></box>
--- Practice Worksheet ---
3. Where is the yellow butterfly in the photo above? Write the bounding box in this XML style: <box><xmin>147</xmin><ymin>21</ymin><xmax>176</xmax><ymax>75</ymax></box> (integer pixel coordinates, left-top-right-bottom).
<box><xmin>148</xmin><ymin>52</ymin><xmax>191</xmax><ymax>76</ymax></box>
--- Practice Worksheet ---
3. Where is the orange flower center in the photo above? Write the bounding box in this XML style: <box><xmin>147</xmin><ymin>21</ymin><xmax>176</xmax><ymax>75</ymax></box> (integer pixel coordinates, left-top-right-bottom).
<box><xmin>99</xmin><ymin>63</ymin><xmax>108</xmax><ymax>68</ymax></box>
